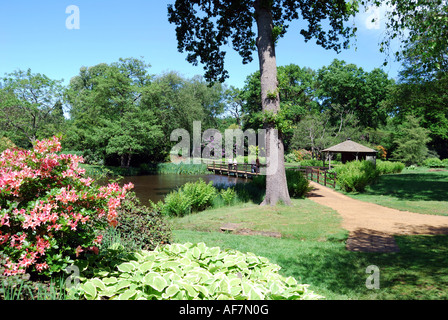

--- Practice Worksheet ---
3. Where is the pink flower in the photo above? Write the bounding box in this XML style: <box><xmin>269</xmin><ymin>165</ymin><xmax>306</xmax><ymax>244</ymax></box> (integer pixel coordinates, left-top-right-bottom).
<box><xmin>88</xmin><ymin>246</ymin><xmax>99</xmax><ymax>255</ymax></box>
<box><xmin>75</xmin><ymin>246</ymin><xmax>83</xmax><ymax>257</ymax></box>
<box><xmin>93</xmin><ymin>235</ymin><xmax>103</xmax><ymax>244</ymax></box>
<box><xmin>35</xmin><ymin>262</ymin><xmax>49</xmax><ymax>272</ymax></box>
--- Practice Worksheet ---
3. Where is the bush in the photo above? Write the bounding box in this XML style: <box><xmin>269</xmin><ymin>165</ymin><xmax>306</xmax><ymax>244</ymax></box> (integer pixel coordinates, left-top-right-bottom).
<box><xmin>110</xmin><ymin>192</ymin><xmax>172</xmax><ymax>251</ymax></box>
<box><xmin>70</xmin><ymin>242</ymin><xmax>322</xmax><ymax>300</ymax></box>
<box><xmin>0</xmin><ymin>137</ymin><xmax>16</xmax><ymax>154</ymax></box>
<box><xmin>219</xmin><ymin>188</ymin><xmax>237</xmax><ymax>205</ymax></box>
<box><xmin>442</xmin><ymin>159</ymin><xmax>448</xmax><ymax>168</ymax></box>
<box><xmin>376</xmin><ymin>160</ymin><xmax>405</xmax><ymax>175</ymax></box>
<box><xmin>333</xmin><ymin>161</ymin><xmax>379</xmax><ymax>192</ymax></box>
<box><xmin>423</xmin><ymin>158</ymin><xmax>444</xmax><ymax>168</ymax></box>
<box><xmin>0</xmin><ymin>136</ymin><xmax>133</xmax><ymax>277</ymax></box>
<box><xmin>249</xmin><ymin>170</ymin><xmax>310</xmax><ymax>199</ymax></box>
<box><xmin>181</xmin><ymin>179</ymin><xmax>217</xmax><ymax>212</ymax></box>
<box><xmin>151</xmin><ymin>179</ymin><xmax>216</xmax><ymax>217</ymax></box>
<box><xmin>285</xmin><ymin>170</ymin><xmax>312</xmax><ymax>198</ymax></box>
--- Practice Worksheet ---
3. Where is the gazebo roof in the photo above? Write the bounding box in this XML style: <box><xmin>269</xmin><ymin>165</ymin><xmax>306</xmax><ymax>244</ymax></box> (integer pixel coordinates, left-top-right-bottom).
<box><xmin>322</xmin><ymin>139</ymin><xmax>377</xmax><ymax>153</ymax></box>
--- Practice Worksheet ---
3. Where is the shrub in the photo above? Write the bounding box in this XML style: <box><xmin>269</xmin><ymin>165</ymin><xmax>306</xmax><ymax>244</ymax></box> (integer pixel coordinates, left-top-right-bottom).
<box><xmin>0</xmin><ymin>136</ymin><xmax>133</xmax><ymax>277</ymax></box>
<box><xmin>70</xmin><ymin>242</ymin><xmax>323</xmax><ymax>300</ymax></box>
<box><xmin>154</xmin><ymin>189</ymin><xmax>193</xmax><ymax>217</ymax></box>
<box><xmin>423</xmin><ymin>158</ymin><xmax>444</xmax><ymax>168</ymax></box>
<box><xmin>110</xmin><ymin>192</ymin><xmax>172</xmax><ymax>251</ymax></box>
<box><xmin>333</xmin><ymin>161</ymin><xmax>379</xmax><ymax>192</ymax></box>
<box><xmin>285</xmin><ymin>153</ymin><xmax>297</xmax><ymax>163</ymax></box>
<box><xmin>181</xmin><ymin>179</ymin><xmax>217</xmax><ymax>212</ymax></box>
<box><xmin>285</xmin><ymin>170</ymin><xmax>312</xmax><ymax>198</ymax></box>
<box><xmin>298</xmin><ymin>159</ymin><xmax>323</xmax><ymax>167</ymax></box>
<box><xmin>376</xmin><ymin>160</ymin><xmax>405</xmax><ymax>175</ymax></box>
<box><xmin>219</xmin><ymin>188</ymin><xmax>237</xmax><ymax>205</ymax></box>
<box><xmin>249</xmin><ymin>170</ymin><xmax>310</xmax><ymax>199</ymax></box>
<box><xmin>442</xmin><ymin>159</ymin><xmax>448</xmax><ymax>168</ymax></box>
<box><xmin>151</xmin><ymin>179</ymin><xmax>217</xmax><ymax>217</ymax></box>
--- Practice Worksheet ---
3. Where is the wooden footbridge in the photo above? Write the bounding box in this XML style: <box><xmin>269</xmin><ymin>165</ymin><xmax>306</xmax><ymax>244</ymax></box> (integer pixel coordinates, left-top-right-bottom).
<box><xmin>206</xmin><ymin>161</ymin><xmax>263</xmax><ymax>178</ymax></box>
<box><xmin>207</xmin><ymin>162</ymin><xmax>337</xmax><ymax>187</ymax></box>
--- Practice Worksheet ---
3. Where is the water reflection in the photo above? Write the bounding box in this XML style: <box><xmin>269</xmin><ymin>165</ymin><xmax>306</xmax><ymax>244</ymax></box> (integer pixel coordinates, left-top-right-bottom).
<box><xmin>108</xmin><ymin>174</ymin><xmax>247</xmax><ymax>205</ymax></box>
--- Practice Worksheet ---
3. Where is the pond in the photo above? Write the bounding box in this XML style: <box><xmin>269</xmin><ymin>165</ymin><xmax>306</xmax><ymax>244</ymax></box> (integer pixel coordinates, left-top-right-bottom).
<box><xmin>110</xmin><ymin>173</ymin><xmax>248</xmax><ymax>205</ymax></box>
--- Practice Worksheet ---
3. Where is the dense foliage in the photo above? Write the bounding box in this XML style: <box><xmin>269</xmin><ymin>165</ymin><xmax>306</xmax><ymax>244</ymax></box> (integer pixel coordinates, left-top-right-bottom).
<box><xmin>150</xmin><ymin>179</ymin><xmax>218</xmax><ymax>217</ymax></box>
<box><xmin>111</xmin><ymin>192</ymin><xmax>172</xmax><ymax>251</ymax></box>
<box><xmin>70</xmin><ymin>242</ymin><xmax>322</xmax><ymax>300</ymax></box>
<box><xmin>332</xmin><ymin>161</ymin><xmax>379</xmax><ymax>192</ymax></box>
<box><xmin>0</xmin><ymin>137</ymin><xmax>133</xmax><ymax>276</ymax></box>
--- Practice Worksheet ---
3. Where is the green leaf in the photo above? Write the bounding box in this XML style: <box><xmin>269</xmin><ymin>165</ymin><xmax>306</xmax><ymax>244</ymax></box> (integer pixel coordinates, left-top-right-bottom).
<box><xmin>144</xmin><ymin>272</ymin><xmax>168</xmax><ymax>292</ymax></box>
<box><xmin>103</xmin><ymin>277</ymin><xmax>118</xmax><ymax>285</ymax></box>
<box><xmin>181</xmin><ymin>282</ymin><xmax>199</xmax><ymax>298</ymax></box>
<box><xmin>163</xmin><ymin>284</ymin><xmax>180</xmax><ymax>299</ymax></box>
<box><xmin>118</xmin><ymin>289</ymin><xmax>137</xmax><ymax>300</ymax></box>
<box><xmin>285</xmin><ymin>276</ymin><xmax>297</xmax><ymax>287</ymax></box>
<box><xmin>139</xmin><ymin>261</ymin><xmax>154</xmax><ymax>272</ymax></box>
<box><xmin>117</xmin><ymin>262</ymin><xmax>135</xmax><ymax>273</ymax></box>
<box><xmin>116</xmin><ymin>279</ymin><xmax>133</xmax><ymax>291</ymax></box>
<box><xmin>83</xmin><ymin>282</ymin><xmax>97</xmax><ymax>300</ymax></box>
<box><xmin>90</xmin><ymin>278</ymin><xmax>106</xmax><ymax>291</ymax></box>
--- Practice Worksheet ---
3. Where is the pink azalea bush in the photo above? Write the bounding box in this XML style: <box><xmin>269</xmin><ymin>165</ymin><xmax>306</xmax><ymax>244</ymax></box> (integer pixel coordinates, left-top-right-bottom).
<box><xmin>0</xmin><ymin>136</ymin><xmax>133</xmax><ymax>276</ymax></box>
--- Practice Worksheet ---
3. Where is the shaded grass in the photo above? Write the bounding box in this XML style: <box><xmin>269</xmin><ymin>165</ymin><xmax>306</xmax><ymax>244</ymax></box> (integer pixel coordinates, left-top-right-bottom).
<box><xmin>346</xmin><ymin>167</ymin><xmax>448</xmax><ymax>216</ymax></box>
<box><xmin>173</xmin><ymin>230</ymin><xmax>448</xmax><ymax>300</ymax></box>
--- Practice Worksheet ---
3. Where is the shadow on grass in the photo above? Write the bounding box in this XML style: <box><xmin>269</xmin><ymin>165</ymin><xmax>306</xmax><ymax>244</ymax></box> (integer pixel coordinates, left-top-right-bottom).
<box><xmin>363</xmin><ymin>173</ymin><xmax>448</xmax><ymax>202</ymax></box>
<box><xmin>276</xmin><ymin>234</ymin><xmax>448</xmax><ymax>299</ymax></box>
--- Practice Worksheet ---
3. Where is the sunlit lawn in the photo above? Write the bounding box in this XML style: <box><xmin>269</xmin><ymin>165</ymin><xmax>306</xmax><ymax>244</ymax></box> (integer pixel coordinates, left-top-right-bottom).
<box><xmin>170</xmin><ymin>184</ymin><xmax>448</xmax><ymax>300</ymax></box>
<box><xmin>345</xmin><ymin>167</ymin><xmax>448</xmax><ymax>216</ymax></box>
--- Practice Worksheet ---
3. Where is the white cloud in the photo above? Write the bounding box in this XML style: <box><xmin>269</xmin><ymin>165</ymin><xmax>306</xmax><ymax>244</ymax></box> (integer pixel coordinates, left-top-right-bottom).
<box><xmin>353</xmin><ymin>3</ymin><xmax>395</xmax><ymax>32</ymax></box>
<box><xmin>365</xmin><ymin>6</ymin><xmax>381</xmax><ymax>30</ymax></box>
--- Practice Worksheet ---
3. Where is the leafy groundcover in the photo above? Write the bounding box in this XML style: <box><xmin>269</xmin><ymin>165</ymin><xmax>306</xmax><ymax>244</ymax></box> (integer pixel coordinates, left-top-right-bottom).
<box><xmin>70</xmin><ymin>242</ymin><xmax>322</xmax><ymax>300</ymax></box>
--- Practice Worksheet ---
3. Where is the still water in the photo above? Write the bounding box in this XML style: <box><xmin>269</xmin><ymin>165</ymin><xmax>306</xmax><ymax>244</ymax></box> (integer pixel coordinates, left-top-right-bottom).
<box><xmin>112</xmin><ymin>174</ymin><xmax>247</xmax><ymax>205</ymax></box>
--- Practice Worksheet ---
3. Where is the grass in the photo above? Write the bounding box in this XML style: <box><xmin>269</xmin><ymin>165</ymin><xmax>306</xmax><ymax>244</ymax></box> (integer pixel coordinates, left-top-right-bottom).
<box><xmin>12</xmin><ymin>164</ymin><xmax>447</xmax><ymax>300</ymax></box>
<box><xmin>170</xmin><ymin>171</ymin><xmax>448</xmax><ymax>300</ymax></box>
<box><xmin>173</xmin><ymin>230</ymin><xmax>448</xmax><ymax>300</ymax></box>
<box><xmin>345</xmin><ymin>167</ymin><xmax>448</xmax><ymax>216</ymax></box>
<box><xmin>79</xmin><ymin>162</ymin><xmax>212</xmax><ymax>179</ymax></box>
<box><xmin>169</xmin><ymin>198</ymin><xmax>346</xmax><ymax>241</ymax></box>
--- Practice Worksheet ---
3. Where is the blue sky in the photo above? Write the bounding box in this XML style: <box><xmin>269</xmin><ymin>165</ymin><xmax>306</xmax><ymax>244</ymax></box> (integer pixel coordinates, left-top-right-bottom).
<box><xmin>0</xmin><ymin>1</ymin><xmax>402</xmax><ymax>89</ymax></box>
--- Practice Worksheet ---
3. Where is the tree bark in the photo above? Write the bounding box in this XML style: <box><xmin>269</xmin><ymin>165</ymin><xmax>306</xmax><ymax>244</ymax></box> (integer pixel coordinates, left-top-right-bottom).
<box><xmin>254</xmin><ymin>1</ymin><xmax>291</xmax><ymax>206</ymax></box>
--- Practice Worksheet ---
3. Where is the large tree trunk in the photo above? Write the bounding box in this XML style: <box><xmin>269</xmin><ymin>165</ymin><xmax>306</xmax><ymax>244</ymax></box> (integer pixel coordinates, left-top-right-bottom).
<box><xmin>255</xmin><ymin>1</ymin><xmax>291</xmax><ymax>206</ymax></box>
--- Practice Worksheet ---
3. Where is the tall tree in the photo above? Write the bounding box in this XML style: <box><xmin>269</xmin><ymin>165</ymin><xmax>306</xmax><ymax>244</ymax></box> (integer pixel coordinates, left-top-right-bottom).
<box><xmin>0</xmin><ymin>69</ymin><xmax>65</xmax><ymax>147</ymax></box>
<box><xmin>374</xmin><ymin>0</ymin><xmax>447</xmax><ymax>79</ymax></box>
<box><xmin>317</xmin><ymin>59</ymin><xmax>394</xmax><ymax>129</ymax></box>
<box><xmin>168</xmin><ymin>0</ymin><xmax>359</xmax><ymax>206</ymax></box>
<box><xmin>65</xmin><ymin>58</ymin><xmax>165</xmax><ymax>165</ymax></box>
<box><xmin>241</xmin><ymin>64</ymin><xmax>319</xmax><ymax>152</ymax></box>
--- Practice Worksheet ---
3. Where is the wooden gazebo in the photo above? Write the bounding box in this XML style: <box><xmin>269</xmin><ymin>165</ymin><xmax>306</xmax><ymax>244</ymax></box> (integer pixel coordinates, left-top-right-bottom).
<box><xmin>322</xmin><ymin>139</ymin><xmax>377</xmax><ymax>168</ymax></box>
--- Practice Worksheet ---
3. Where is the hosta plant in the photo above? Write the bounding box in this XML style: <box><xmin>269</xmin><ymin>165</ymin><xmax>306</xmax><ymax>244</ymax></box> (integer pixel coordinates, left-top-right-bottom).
<box><xmin>70</xmin><ymin>242</ymin><xmax>323</xmax><ymax>300</ymax></box>
<box><xmin>0</xmin><ymin>136</ymin><xmax>133</xmax><ymax>276</ymax></box>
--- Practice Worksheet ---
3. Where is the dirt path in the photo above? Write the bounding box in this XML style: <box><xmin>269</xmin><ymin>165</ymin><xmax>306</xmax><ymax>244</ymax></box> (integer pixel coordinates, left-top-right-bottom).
<box><xmin>307</xmin><ymin>181</ymin><xmax>448</xmax><ymax>252</ymax></box>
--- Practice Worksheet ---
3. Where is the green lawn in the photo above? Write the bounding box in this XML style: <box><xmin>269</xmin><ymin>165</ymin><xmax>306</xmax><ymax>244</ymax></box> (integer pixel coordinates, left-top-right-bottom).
<box><xmin>169</xmin><ymin>199</ymin><xmax>346</xmax><ymax>241</ymax></box>
<box><xmin>345</xmin><ymin>167</ymin><xmax>448</xmax><ymax>216</ymax></box>
<box><xmin>169</xmin><ymin>173</ymin><xmax>448</xmax><ymax>300</ymax></box>
<box><xmin>173</xmin><ymin>230</ymin><xmax>448</xmax><ymax>300</ymax></box>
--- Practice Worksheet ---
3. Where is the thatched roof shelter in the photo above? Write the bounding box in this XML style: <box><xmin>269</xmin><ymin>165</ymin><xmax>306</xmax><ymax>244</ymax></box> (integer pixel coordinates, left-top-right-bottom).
<box><xmin>322</xmin><ymin>139</ymin><xmax>377</xmax><ymax>167</ymax></box>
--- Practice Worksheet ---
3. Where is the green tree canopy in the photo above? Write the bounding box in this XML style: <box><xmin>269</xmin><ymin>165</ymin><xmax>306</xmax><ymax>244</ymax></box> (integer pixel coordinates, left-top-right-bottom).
<box><xmin>316</xmin><ymin>59</ymin><xmax>394</xmax><ymax>129</ymax></box>
<box><xmin>0</xmin><ymin>69</ymin><xmax>65</xmax><ymax>147</ymax></box>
